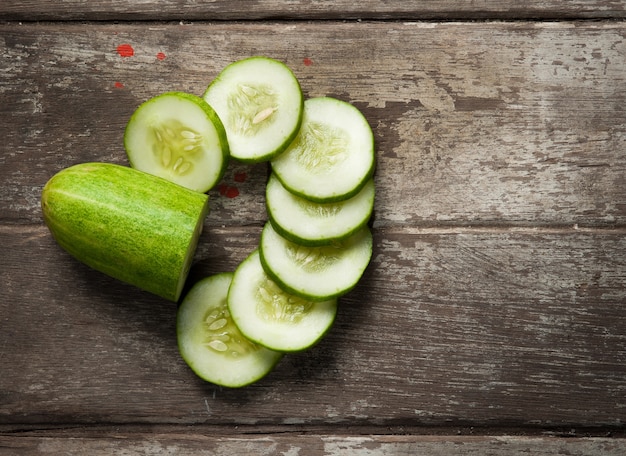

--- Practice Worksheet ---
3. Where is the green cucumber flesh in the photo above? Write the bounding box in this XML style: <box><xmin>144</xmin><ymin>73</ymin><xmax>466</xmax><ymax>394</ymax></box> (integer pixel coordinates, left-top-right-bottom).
<box><xmin>177</xmin><ymin>273</ymin><xmax>283</xmax><ymax>388</ymax></box>
<box><xmin>228</xmin><ymin>250</ymin><xmax>337</xmax><ymax>352</ymax></box>
<box><xmin>41</xmin><ymin>162</ymin><xmax>209</xmax><ymax>302</ymax></box>
<box><xmin>259</xmin><ymin>222</ymin><xmax>373</xmax><ymax>301</ymax></box>
<box><xmin>270</xmin><ymin>97</ymin><xmax>375</xmax><ymax>202</ymax></box>
<box><xmin>266</xmin><ymin>173</ymin><xmax>375</xmax><ymax>246</ymax></box>
<box><xmin>124</xmin><ymin>91</ymin><xmax>229</xmax><ymax>193</ymax></box>
<box><xmin>203</xmin><ymin>56</ymin><xmax>303</xmax><ymax>163</ymax></box>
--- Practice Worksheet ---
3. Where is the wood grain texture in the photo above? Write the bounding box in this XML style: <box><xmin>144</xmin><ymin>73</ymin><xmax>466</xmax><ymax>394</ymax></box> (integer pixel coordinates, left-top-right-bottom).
<box><xmin>1</xmin><ymin>0</ymin><xmax>625</xmax><ymax>21</ymax></box>
<box><xmin>1</xmin><ymin>434</ymin><xmax>625</xmax><ymax>455</ymax></box>
<box><xmin>1</xmin><ymin>22</ymin><xmax>625</xmax><ymax>226</ymax></box>
<box><xmin>2</xmin><ymin>9</ymin><xmax>626</xmax><ymax>450</ymax></box>
<box><xmin>2</xmin><ymin>226</ymin><xmax>625</xmax><ymax>427</ymax></box>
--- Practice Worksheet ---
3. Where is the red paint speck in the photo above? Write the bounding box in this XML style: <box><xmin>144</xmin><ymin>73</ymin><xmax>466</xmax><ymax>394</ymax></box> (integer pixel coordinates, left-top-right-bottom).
<box><xmin>156</xmin><ymin>52</ymin><xmax>166</xmax><ymax>61</ymax></box>
<box><xmin>117</xmin><ymin>43</ymin><xmax>134</xmax><ymax>58</ymax></box>
<box><xmin>234</xmin><ymin>171</ymin><xmax>247</xmax><ymax>183</ymax></box>
<box><xmin>303</xmin><ymin>58</ymin><xmax>313</xmax><ymax>66</ymax></box>
<box><xmin>218</xmin><ymin>183</ymin><xmax>240</xmax><ymax>198</ymax></box>
<box><xmin>114</xmin><ymin>81</ymin><xmax>124</xmax><ymax>88</ymax></box>
<box><xmin>225</xmin><ymin>186</ymin><xmax>240</xmax><ymax>198</ymax></box>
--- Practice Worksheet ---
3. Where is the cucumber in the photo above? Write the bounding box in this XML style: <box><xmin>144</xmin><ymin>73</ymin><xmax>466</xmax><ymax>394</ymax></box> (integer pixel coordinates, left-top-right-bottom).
<box><xmin>177</xmin><ymin>273</ymin><xmax>283</xmax><ymax>387</ymax></box>
<box><xmin>203</xmin><ymin>56</ymin><xmax>304</xmax><ymax>163</ymax></box>
<box><xmin>41</xmin><ymin>162</ymin><xmax>209</xmax><ymax>302</ymax></box>
<box><xmin>124</xmin><ymin>91</ymin><xmax>229</xmax><ymax>193</ymax></box>
<box><xmin>228</xmin><ymin>250</ymin><xmax>337</xmax><ymax>352</ymax></box>
<box><xmin>270</xmin><ymin>97</ymin><xmax>375</xmax><ymax>202</ymax></box>
<box><xmin>259</xmin><ymin>222</ymin><xmax>373</xmax><ymax>301</ymax></box>
<box><xmin>266</xmin><ymin>173</ymin><xmax>375</xmax><ymax>246</ymax></box>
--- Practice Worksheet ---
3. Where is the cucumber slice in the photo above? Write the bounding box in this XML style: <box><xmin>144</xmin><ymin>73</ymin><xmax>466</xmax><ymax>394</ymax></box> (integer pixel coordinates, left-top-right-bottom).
<box><xmin>228</xmin><ymin>250</ymin><xmax>337</xmax><ymax>352</ymax></box>
<box><xmin>270</xmin><ymin>97</ymin><xmax>375</xmax><ymax>202</ymax></box>
<box><xmin>124</xmin><ymin>91</ymin><xmax>229</xmax><ymax>193</ymax></box>
<box><xmin>266</xmin><ymin>173</ymin><xmax>375</xmax><ymax>246</ymax></box>
<box><xmin>259</xmin><ymin>222</ymin><xmax>373</xmax><ymax>301</ymax></box>
<box><xmin>203</xmin><ymin>56</ymin><xmax>304</xmax><ymax>163</ymax></box>
<box><xmin>177</xmin><ymin>273</ymin><xmax>283</xmax><ymax>388</ymax></box>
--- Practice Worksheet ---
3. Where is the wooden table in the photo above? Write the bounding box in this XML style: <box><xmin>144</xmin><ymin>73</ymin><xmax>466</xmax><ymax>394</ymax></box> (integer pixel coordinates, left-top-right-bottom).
<box><xmin>2</xmin><ymin>2</ymin><xmax>626</xmax><ymax>454</ymax></box>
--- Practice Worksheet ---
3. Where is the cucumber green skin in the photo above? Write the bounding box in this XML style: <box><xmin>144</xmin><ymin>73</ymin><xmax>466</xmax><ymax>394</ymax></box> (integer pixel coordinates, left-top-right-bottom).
<box><xmin>41</xmin><ymin>162</ymin><xmax>209</xmax><ymax>302</ymax></box>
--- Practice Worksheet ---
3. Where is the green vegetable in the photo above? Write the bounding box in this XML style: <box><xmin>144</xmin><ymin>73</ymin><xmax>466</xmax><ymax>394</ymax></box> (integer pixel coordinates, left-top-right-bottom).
<box><xmin>203</xmin><ymin>56</ymin><xmax>304</xmax><ymax>163</ymax></box>
<box><xmin>41</xmin><ymin>162</ymin><xmax>209</xmax><ymax>301</ymax></box>
<box><xmin>271</xmin><ymin>97</ymin><xmax>375</xmax><ymax>202</ymax></box>
<box><xmin>177</xmin><ymin>273</ymin><xmax>283</xmax><ymax>387</ymax></box>
<box><xmin>124</xmin><ymin>91</ymin><xmax>229</xmax><ymax>193</ymax></box>
<box><xmin>228</xmin><ymin>250</ymin><xmax>338</xmax><ymax>352</ymax></box>
<box><xmin>259</xmin><ymin>222</ymin><xmax>373</xmax><ymax>301</ymax></box>
<box><xmin>266</xmin><ymin>173</ymin><xmax>375</xmax><ymax>246</ymax></box>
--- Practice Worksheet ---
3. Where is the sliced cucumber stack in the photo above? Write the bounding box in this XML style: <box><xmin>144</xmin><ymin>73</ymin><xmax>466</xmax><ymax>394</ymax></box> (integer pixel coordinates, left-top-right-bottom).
<box><xmin>177</xmin><ymin>273</ymin><xmax>283</xmax><ymax>388</ymax></box>
<box><xmin>266</xmin><ymin>173</ymin><xmax>375</xmax><ymax>246</ymax></box>
<box><xmin>124</xmin><ymin>91</ymin><xmax>229</xmax><ymax>193</ymax></box>
<box><xmin>259</xmin><ymin>222</ymin><xmax>373</xmax><ymax>301</ymax></box>
<box><xmin>228</xmin><ymin>250</ymin><xmax>338</xmax><ymax>352</ymax></box>
<box><xmin>271</xmin><ymin>97</ymin><xmax>375</xmax><ymax>202</ymax></box>
<box><xmin>203</xmin><ymin>56</ymin><xmax>304</xmax><ymax>163</ymax></box>
<box><xmin>170</xmin><ymin>57</ymin><xmax>378</xmax><ymax>387</ymax></box>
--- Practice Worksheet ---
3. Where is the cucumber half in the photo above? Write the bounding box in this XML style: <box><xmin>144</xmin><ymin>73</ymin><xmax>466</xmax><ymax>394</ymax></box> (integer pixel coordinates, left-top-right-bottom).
<box><xmin>203</xmin><ymin>56</ymin><xmax>304</xmax><ymax>163</ymax></box>
<box><xmin>270</xmin><ymin>97</ymin><xmax>375</xmax><ymax>202</ymax></box>
<box><xmin>177</xmin><ymin>273</ymin><xmax>283</xmax><ymax>388</ymax></box>
<box><xmin>266</xmin><ymin>173</ymin><xmax>375</xmax><ymax>246</ymax></box>
<box><xmin>41</xmin><ymin>162</ymin><xmax>209</xmax><ymax>302</ymax></box>
<box><xmin>228</xmin><ymin>250</ymin><xmax>337</xmax><ymax>352</ymax></box>
<box><xmin>124</xmin><ymin>91</ymin><xmax>229</xmax><ymax>193</ymax></box>
<box><xmin>259</xmin><ymin>222</ymin><xmax>373</xmax><ymax>301</ymax></box>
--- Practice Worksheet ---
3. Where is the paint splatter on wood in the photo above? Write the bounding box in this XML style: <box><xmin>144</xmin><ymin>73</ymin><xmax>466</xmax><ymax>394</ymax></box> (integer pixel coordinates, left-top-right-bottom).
<box><xmin>218</xmin><ymin>183</ymin><xmax>240</xmax><ymax>198</ymax></box>
<box><xmin>116</xmin><ymin>43</ymin><xmax>134</xmax><ymax>57</ymax></box>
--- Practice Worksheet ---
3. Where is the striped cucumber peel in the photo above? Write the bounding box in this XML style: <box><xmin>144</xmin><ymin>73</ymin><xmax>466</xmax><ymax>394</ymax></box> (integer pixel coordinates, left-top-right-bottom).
<box><xmin>124</xmin><ymin>91</ymin><xmax>229</xmax><ymax>193</ymax></box>
<box><xmin>177</xmin><ymin>273</ymin><xmax>283</xmax><ymax>388</ymax></box>
<box><xmin>203</xmin><ymin>56</ymin><xmax>304</xmax><ymax>163</ymax></box>
<box><xmin>41</xmin><ymin>162</ymin><xmax>209</xmax><ymax>302</ymax></box>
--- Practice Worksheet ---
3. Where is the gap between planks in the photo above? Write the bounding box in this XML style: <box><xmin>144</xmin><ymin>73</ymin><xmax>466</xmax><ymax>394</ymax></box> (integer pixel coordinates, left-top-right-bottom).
<box><xmin>4</xmin><ymin>223</ymin><xmax>626</xmax><ymax>236</ymax></box>
<box><xmin>0</xmin><ymin>423</ymin><xmax>623</xmax><ymax>438</ymax></box>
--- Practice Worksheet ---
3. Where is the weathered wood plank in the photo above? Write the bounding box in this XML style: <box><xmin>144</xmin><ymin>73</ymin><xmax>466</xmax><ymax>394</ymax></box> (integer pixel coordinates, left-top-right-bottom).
<box><xmin>1</xmin><ymin>0</ymin><xmax>625</xmax><ymax>21</ymax></box>
<box><xmin>2</xmin><ymin>225</ymin><xmax>625</xmax><ymax>427</ymax></box>
<box><xmin>1</xmin><ymin>22</ymin><xmax>624</xmax><ymax>226</ymax></box>
<box><xmin>1</xmin><ymin>434</ymin><xmax>626</xmax><ymax>456</ymax></box>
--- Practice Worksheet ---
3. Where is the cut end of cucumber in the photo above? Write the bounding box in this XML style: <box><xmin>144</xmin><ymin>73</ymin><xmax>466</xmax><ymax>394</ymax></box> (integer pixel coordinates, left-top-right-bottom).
<box><xmin>124</xmin><ymin>91</ymin><xmax>229</xmax><ymax>193</ymax></box>
<box><xmin>175</xmin><ymin>197</ymin><xmax>209</xmax><ymax>302</ymax></box>
<box><xmin>203</xmin><ymin>56</ymin><xmax>304</xmax><ymax>163</ymax></box>
<box><xmin>177</xmin><ymin>273</ymin><xmax>283</xmax><ymax>388</ymax></box>
<box><xmin>271</xmin><ymin>97</ymin><xmax>375</xmax><ymax>202</ymax></box>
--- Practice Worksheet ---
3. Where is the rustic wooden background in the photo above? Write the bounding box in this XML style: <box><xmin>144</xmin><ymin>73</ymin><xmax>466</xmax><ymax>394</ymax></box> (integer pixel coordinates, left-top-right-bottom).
<box><xmin>1</xmin><ymin>1</ymin><xmax>626</xmax><ymax>454</ymax></box>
